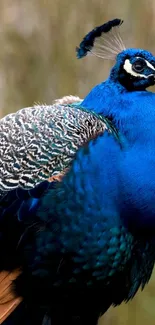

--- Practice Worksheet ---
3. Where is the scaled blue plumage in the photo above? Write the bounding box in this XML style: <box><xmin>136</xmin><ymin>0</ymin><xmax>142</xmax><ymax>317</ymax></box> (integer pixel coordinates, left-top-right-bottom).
<box><xmin>2</xmin><ymin>18</ymin><xmax>155</xmax><ymax>325</ymax></box>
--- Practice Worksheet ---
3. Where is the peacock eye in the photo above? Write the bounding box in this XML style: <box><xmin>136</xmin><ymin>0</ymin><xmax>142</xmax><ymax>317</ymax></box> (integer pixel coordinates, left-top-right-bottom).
<box><xmin>132</xmin><ymin>58</ymin><xmax>147</xmax><ymax>73</ymax></box>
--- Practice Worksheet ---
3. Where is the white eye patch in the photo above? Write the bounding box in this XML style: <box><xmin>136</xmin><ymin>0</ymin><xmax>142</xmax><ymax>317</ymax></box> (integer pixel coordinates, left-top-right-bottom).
<box><xmin>123</xmin><ymin>58</ymin><xmax>155</xmax><ymax>78</ymax></box>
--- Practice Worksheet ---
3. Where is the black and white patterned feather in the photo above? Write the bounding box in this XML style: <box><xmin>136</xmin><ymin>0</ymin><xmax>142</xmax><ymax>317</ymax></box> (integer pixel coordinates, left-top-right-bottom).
<box><xmin>0</xmin><ymin>96</ymin><xmax>112</xmax><ymax>194</ymax></box>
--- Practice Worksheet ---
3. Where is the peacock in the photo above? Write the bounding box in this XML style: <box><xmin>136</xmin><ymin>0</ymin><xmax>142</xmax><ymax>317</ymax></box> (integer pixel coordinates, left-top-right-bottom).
<box><xmin>1</xmin><ymin>18</ymin><xmax>155</xmax><ymax>325</ymax></box>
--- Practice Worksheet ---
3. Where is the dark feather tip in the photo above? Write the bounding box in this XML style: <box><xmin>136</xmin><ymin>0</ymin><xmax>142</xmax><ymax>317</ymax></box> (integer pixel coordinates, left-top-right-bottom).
<box><xmin>76</xmin><ymin>18</ymin><xmax>123</xmax><ymax>59</ymax></box>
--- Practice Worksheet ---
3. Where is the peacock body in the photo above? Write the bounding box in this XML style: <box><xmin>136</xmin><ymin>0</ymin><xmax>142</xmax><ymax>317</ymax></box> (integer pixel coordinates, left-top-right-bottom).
<box><xmin>1</xmin><ymin>18</ymin><xmax>155</xmax><ymax>325</ymax></box>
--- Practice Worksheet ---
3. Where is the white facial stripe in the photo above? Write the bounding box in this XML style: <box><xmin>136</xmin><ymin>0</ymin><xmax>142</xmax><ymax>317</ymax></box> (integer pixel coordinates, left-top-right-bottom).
<box><xmin>145</xmin><ymin>60</ymin><xmax>155</xmax><ymax>71</ymax></box>
<box><xmin>123</xmin><ymin>59</ymin><xmax>147</xmax><ymax>78</ymax></box>
<box><xmin>123</xmin><ymin>59</ymin><xmax>155</xmax><ymax>78</ymax></box>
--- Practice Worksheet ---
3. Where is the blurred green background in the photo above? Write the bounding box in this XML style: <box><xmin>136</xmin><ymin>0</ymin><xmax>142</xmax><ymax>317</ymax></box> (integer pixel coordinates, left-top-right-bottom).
<box><xmin>1</xmin><ymin>0</ymin><xmax>155</xmax><ymax>324</ymax></box>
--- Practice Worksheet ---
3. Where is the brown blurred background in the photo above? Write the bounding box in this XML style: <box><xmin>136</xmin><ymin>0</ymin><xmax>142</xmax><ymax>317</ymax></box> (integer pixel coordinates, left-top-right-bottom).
<box><xmin>0</xmin><ymin>0</ymin><xmax>155</xmax><ymax>324</ymax></box>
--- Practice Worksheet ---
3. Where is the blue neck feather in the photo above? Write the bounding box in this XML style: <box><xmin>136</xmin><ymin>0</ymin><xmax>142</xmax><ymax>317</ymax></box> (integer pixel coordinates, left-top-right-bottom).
<box><xmin>82</xmin><ymin>77</ymin><xmax>155</xmax><ymax>144</ymax></box>
<box><xmin>81</xmin><ymin>74</ymin><xmax>155</xmax><ymax>233</ymax></box>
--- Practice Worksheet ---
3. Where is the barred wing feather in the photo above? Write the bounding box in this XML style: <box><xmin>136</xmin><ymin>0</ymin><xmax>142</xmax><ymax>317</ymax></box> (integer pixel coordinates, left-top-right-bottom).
<box><xmin>0</xmin><ymin>97</ymin><xmax>109</xmax><ymax>193</ymax></box>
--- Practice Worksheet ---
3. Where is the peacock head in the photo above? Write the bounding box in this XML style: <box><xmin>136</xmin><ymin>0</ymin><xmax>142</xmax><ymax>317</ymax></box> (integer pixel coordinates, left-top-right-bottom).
<box><xmin>76</xmin><ymin>19</ymin><xmax>155</xmax><ymax>91</ymax></box>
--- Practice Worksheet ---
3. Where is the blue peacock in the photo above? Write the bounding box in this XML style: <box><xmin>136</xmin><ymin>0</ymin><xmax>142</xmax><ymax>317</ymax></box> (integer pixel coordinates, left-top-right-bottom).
<box><xmin>1</xmin><ymin>18</ymin><xmax>155</xmax><ymax>325</ymax></box>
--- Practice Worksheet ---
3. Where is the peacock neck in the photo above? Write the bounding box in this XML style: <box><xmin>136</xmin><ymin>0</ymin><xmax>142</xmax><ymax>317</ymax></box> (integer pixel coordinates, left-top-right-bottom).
<box><xmin>81</xmin><ymin>79</ymin><xmax>155</xmax><ymax>234</ymax></box>
<box><xmin>82</xmin><ymin>78</ymin><xmax>155</xmax><ymax>147</ymax></box>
